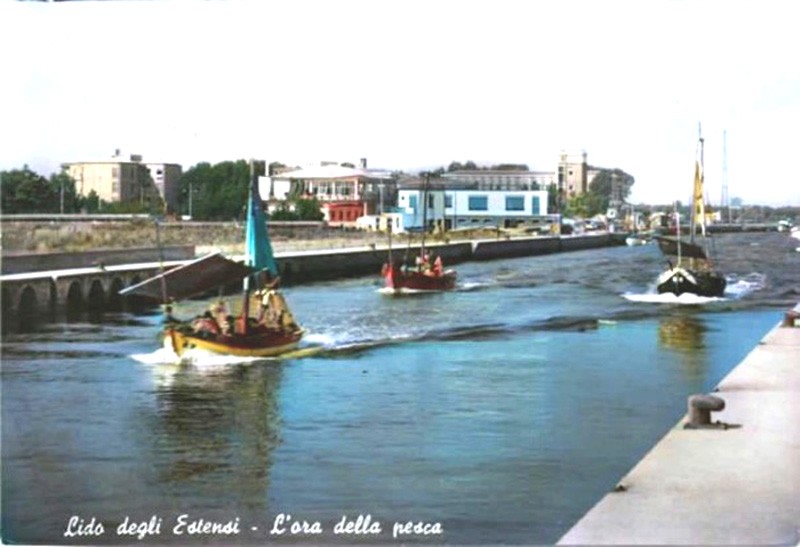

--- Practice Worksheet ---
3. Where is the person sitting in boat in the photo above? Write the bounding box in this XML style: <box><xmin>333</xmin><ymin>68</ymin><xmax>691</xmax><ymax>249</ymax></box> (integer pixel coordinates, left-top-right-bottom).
<box><xmin>432</xmin><ymin>255</ymin><xmax>443</xmax><ymax>276</ymax></box>
<box><xmin>222</xmin><ymin>314</ymin><xmax>236</xmax><ymax>336</ymax></box>
<box><xmin>162</xmin><ymin>302</ymin><xmax>180</xmax><ymax>325</ymax></box>
<box><xmin>416</xmin><ymin>254</ymin><xmax>432</xmax><ymax>273</ymax></box>
<box><xmin>259</xmin><ymin>289</ymin><xmax>299</xmax><ymax>332</ymax></box>
<box><xmin>192</xmin><ymin>311</ymin><xmax>220</xmax><ymax>336</ymax></box>
<box><xmin>258</xmin><ymin>269</ymin><xmax>281</xmax><ymax>290</ymax></box>
<box><xmin>211</xmin><ymin>300</ymin><xmax>230</xmax><ymax>330</ymax></box>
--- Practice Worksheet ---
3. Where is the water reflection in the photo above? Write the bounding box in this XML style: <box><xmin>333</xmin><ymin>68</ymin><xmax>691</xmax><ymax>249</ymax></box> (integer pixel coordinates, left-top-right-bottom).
<box><xmin>147</xmin><ymin>362</ymin><xmax>284</xmax><ymax>515</ymax></box>
<box><xmin>658</xmin><ymin>314</ymin><xmax>707</xmax><ymax>377</ymax></box>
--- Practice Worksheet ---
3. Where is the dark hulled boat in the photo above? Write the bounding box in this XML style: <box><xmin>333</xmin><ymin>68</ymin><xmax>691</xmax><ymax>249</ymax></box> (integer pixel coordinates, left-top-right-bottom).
<box><xmin>655</xmin><ymin>131</ymin><xmax>726</xmax><ymax>298</ymax></box>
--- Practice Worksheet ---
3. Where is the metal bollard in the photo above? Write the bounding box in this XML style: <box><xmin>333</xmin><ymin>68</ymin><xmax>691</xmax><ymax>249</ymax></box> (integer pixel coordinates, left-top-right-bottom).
<box><xmin>685</xmin><ymin>394</ymin><xmax>725</xmax><ymax>428</ymax></box>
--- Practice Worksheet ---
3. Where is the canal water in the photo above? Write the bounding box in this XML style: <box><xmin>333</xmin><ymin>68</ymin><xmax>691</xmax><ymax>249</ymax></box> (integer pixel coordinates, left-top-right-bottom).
<box><xmin>2</xmin><ymin>231</ymin><xmax>798</xmax><ymax>544</ymax></box>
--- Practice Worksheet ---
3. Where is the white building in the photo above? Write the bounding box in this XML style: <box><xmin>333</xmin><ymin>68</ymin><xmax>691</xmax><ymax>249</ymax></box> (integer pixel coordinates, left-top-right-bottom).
<box><xmin>397</xmin><ymin>178</ymin><xmax>549</xmax><ymax>231</ymax></box>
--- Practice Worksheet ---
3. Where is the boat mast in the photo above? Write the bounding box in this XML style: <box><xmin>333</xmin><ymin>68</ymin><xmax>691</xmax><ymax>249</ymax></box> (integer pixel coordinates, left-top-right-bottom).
<box><xmin>698</xmin><ymin>128</ymin><xmax>707</xmax><ymax>240</ymax></box>
<box><xmin>421</xmin><ymin>172</ymin><xmax>429</xmax><ymax>258</ymax></box>
<box><xmin>675</xmin><ymin>201</ymin><xmax>682</xmax><ymax>266</ymax></box>
<box><xmin>722</xmin><ymin>129</ymin><xmax>730</xmax><ymax>224</ymax></box>
<box><xmin>690</xmin><ymin>125</ymin><xmax>701</xmax><ymax>245</ymax></box>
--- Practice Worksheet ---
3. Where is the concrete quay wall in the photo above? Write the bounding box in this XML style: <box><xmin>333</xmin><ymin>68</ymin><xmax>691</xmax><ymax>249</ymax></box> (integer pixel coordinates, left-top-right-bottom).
<box><xmin>558</xmin><ymin>311</ymin><xmax>800</xmax><ymax>546</ymax></box>
<box><xmin>277</xmin><ymin>234</ymin><xmax>613</xmax><ymax>282</ymax></box>
<box><xmin>277</xmin><ymin>241</ymin><xmax>474</xmax><ymax>284</ymax></box>
<box><xmin>1</xmin><ymin>234</ymin><xmax>615</xmax><ymax>316</ymax></box>
<box><xmin>1</xmin><ymin>246</ymin><xmax>195</xmax><ymax>275</ymax></box>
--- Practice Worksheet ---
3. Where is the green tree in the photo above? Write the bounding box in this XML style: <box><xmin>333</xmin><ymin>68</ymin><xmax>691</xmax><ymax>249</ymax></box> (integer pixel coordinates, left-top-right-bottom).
<box><xmin>48</xmin><ymin>171</ymin><xmax>81</xmax><ymax>213</ymax></box>
<box><xmin>1</xmin><ymin>167</ymin><xmax>60</xmax><ymax>213</ymax></box>
<box><xmin>270</xmin><ymin>207</ymin><xmax>299</xmax><ymax>221</ymax></box>
<box><xmin>564</xmin><ymin>192</ymin><xmax>605</xmax><ymax>218</ymax></box>
<box><xmin>294</xmin><ymin>198</ymin><xmax>324</xmax><ymax>221</ymax></box>
<box><xmin>83</xmin><ymin>190</ymin><xmax>101</xmax><ymax>213</ymax></box>
<box><xmin>179</xmin><ymin>160</ymin><xmax>251</xmax><ymax>220</ymax></box>
<box><xmin>447</xmin><ymin>160</ymin><xmax>478</xmax><ymax>172</ymax></box>
<box><xmin>587</xmin><ymin>168</ymin><xmax>635</xmax><ymax>208</ymax></box>
<box><xmin>546</xmin><ymin>183</ymin><xmax>562</xmax><ymax>214</ymax></box>
<box><xmin>491</xmin><ymin>163</ymin><xmax>529</xmax><ymax>171</ymax></box>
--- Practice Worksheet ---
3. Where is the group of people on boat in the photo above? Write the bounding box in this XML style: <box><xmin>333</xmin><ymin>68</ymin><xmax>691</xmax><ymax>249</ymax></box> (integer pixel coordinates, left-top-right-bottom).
<box><xmin>189</xmin><ymin>301</ymin><xmax>233</xmax><ymax>337</ymax></box>
<box><xmin>415</xmin><ymin>253</ymin><xmax>444</xmax><ymax>276</ymax></box>
<box><xmin>182</xmin><ymin>275</ymin><xmax>299</xmax><ymax>339</ymax></box>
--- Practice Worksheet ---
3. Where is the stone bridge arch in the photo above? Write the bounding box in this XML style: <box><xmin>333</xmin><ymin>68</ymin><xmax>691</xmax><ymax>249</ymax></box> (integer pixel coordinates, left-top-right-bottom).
<box><xmin>2</xmin><ymin>279</ymin><xmax>53</xmax><ymax>316</ymax></box>
<box><xmin>107</xmin><ymin>277</ymin><xmax>126</xmax><ymax>310</ymax></box>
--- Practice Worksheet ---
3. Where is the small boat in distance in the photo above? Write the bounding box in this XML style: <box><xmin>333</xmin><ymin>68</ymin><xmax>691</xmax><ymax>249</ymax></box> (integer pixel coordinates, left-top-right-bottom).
<box><xmin>654</xmin><ymin>130</ymin><xmax>726</xmax><ymax>298</ymax></box>
<box><xmin>121</xmin><ymin>161</ymin><xmax>304</xmax><ymax>358</ymax></box>
<box><xmin>381</xmin><ymin>173</ymin><xmax>457</xmax><ymax>294</ymax></box>
<box><xmin>625</xmin><ymin>234</ymin><xmax>650</xmax><ymax>246</ymax></box>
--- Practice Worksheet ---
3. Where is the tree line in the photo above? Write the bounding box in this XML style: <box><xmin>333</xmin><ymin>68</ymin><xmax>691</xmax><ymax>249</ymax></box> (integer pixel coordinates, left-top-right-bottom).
<box><xmin>11</xmin><ymin>159</ymin><xmax>794</xmax><ymax>223</ymax></box>
<box><xmin>0</xmin><ymin>166</ymin><xmax>163</xmax><ymax>215</ymax></box>
<box><xmin>180</xmin><ymin>160</ymin><xmax>322</xmax><ymax>221</ymax></box>
<box><xmin>0</xmin><ymin>161</ymin><xmax>633</xmax><ymax>220</ymax></box>
<box><xmin>0</xmin><ymin>161</ymin><xmax>323</xmax><ymax>221</ymax></box>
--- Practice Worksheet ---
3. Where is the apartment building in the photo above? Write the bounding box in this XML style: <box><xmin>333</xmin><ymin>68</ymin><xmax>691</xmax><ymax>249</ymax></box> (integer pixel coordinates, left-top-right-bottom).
<box><xmin>63</xmin><ymin>152</ymin><xmax>181</xmax><ymax>212</ymax></box>
<box><xmin>558</xmin><ymin>151</ymin><xmax>589</xmax><ymax>198</ymax></box>
<box><xmin>146</xmin><ymin>162</ymin><xmax>183</xmax><ymax>212</ymax></box>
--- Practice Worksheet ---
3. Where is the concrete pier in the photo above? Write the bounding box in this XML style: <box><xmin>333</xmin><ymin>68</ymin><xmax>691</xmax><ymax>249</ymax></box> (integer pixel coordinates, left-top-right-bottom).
<box><xmin>558</xmin><ymin>312</ymin><xmax>800</xmax><ymax>546</ymax></box>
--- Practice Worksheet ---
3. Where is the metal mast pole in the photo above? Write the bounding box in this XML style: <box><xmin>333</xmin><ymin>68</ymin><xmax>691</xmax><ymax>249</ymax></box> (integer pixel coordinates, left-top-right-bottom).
<box><xmin>722</xmin><ymin>129</ymin><xmax>729</xmax><ymax>224</ymax></box>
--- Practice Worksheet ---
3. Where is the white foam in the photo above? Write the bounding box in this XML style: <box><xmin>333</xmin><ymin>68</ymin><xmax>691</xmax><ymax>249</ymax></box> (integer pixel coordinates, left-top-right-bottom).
<box><xmin>377</xmin><ymin>286</ymin><xmax>438</xmax><ymax>295</ymax></box>
<box><xmin>303</xmin><ymin>332</ymin><xmax>338</xmax><ymax>347</ymax></box>
<box><xmin>459</xmin><ymin>282</ymin><xmax>487</xmax><ymax>291</ymax></box>
<box><xmin>724</xmin><ymin>273</ymin><xmax>767</xmax><ymax>298</ymax></box>
<box><xmin>130</xmin><ymin>346</ymin><xmax>262</xmax><ymax>367</ymax></box>
<box><xmin>131</xmin><ymin>347</ymin><xmax>181</xmax><ymax>365</ymax></box>
<box><xmin>622</xmin><ymin>292</ymin><xmax>725</xmax><ymax>305</ymax></box>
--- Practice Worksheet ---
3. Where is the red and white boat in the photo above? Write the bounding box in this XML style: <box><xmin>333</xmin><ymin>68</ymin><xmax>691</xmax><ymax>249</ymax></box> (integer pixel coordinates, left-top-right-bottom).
<box><xmin>381</xmin><ymin>172</ymin><xmax>457</xmax><ymax>294</ymax></box>
<box><xmin>382</xmin><ymin>255</ymin><xmax>457</xmax><ymax>294</ymax></box>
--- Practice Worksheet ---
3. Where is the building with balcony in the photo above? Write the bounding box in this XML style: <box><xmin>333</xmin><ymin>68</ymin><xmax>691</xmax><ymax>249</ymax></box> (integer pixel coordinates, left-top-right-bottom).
<box><xmin>262</xmin><ymin>159</ymin><xmax>396</xmax><ymax>226</ymax></box>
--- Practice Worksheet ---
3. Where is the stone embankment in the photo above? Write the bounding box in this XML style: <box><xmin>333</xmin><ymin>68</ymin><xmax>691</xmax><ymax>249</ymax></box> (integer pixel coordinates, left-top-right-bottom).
<box><xmin>558</xmin><ymin>306</ymin><xmax>800</xmax><ymax>546</ymax></box>
<box><xmin>1</xmin><ymin>218</ymin><xmax>617</xmax><ymax>316</ymax></box>
<box><xmin>0</xmin><ymin>218</ymin><xmax>381</xmax><ymax>255</ymax></box>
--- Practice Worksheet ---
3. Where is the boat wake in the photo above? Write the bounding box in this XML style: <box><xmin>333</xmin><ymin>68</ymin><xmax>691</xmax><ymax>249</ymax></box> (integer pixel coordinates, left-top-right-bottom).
<box><xmin>457</xmin><ymin>281</ymin><xmax>492</xmax><ymax>292</ymax></box>
<box><xmin>621</xmin><ymin>292</ymin><xmax>725</xmax><ymax>305</ymax></box>
<box><xmin>131</xmin><ymin>346</ymin><xmax>266</xmax><ymax>367</ymax></box>
<box><xmin>724</xmin><ymin>272</ymin><xmax>767</xmax><ymax>298</ymax></box>
<box><xmin>622</xmin><ymin>270</ymin><xmax>768</xmax><ymax>305</ymax></box>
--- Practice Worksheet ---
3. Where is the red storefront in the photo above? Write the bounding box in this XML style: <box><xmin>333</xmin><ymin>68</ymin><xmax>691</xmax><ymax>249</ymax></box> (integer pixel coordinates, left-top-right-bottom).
<box><xmin>325</xmin><ymin>201</ymin><xmax>365</xmax><ymax>226</ymax></box>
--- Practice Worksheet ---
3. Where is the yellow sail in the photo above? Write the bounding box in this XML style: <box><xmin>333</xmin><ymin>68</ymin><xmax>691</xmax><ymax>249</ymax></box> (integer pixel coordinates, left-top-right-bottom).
<box><xmin>692</xmin><ymin>159</ymin><xmax>705</xmax><ymax>234</ymax></box>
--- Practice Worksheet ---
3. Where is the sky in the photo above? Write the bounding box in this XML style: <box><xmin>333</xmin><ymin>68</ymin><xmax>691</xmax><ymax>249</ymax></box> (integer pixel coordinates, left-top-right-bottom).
<box><xmin>1</xmin><ymin>0</ymin><xmax>799</xmax><ymax>206</ymax></box>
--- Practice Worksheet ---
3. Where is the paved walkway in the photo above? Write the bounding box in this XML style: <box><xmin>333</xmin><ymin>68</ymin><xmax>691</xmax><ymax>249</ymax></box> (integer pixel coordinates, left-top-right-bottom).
<box><xmin>559</xmin><ymin>311</ymin><xmax>800</xmax><ymax>545</ymax></box>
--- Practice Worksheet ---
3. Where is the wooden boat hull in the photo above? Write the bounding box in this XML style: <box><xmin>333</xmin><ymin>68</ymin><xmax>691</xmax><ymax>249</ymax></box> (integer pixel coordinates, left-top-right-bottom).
<box><xmin>383</xmin><ymin>264</ymin><xmax>457</xmax><ymax>293</ymax></box>
<box><xmin>165</xmin><ymin>326</ymin><xmax>304</xmax><ymax>358</ymax></box>
<box><xmin>656</xmin><ymin>267</ymin><xmax>726</xmax><ymax>297</ymax></box>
